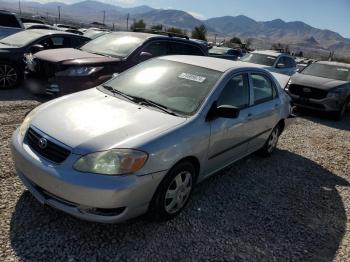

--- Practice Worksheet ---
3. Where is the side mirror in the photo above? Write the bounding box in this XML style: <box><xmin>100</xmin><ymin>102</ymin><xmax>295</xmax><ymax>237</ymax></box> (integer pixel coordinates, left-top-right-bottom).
<box><xmin>139</xmin><ymin>51</ymin><xmax>153</xmax><ymax>61</ymax></box>
<box><xmin>30</xmin><ymin>44</ymin><xmax>44</xmax><ymax>53</ymax></box>
<box><xmin>276</xmin><ymin>63</ymin><xmax>285</xmax><ymax>68</ymax></box>
<box><xmin>207</xmin><ymin>103</ymin><xmax>240</xmax><ymax>121</ymax></box>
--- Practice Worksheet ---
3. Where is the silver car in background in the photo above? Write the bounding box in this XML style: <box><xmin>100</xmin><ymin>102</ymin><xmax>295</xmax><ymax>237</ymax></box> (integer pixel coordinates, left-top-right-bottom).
<box><xmin>240</xmin><ymin>50</ymin><xmax>297</xmax><ymax>76</ymax></box>
<box><xmin>11</xmin><ymin>56</ymin><xmax>293</xmax><ymax>223</ymax></box>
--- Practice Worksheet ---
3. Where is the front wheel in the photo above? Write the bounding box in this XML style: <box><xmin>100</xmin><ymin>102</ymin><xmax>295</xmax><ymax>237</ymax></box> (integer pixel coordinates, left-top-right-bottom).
<box><xmin>258</xmin><ymin>125</ymin><xmax>280</xmax><ymax>156</ymax></box>
<box><xmin>149</xmin><ymin>161</ymin><xmax>195</xmax><ymax>221</ymax></box>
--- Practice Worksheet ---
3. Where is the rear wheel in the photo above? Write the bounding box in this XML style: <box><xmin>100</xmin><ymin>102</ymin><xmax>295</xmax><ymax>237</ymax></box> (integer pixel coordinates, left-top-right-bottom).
<box><xmin>0</xmin><ymin>62</ymin><xmax>20</xmax><ymax>89</ymax></box>
<box><xmin>149</xmin><ymin>161</ymin><xmax>195</xmax><ymax>221</ymax></box>
<box><xmin>258</xmin><ymin>125</ymin><xmax>280</xmax><ymax>156</ymax></box>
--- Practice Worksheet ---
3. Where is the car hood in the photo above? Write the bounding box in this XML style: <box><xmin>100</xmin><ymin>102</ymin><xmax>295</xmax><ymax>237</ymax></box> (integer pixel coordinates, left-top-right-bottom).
<box><xmin>290</xmin><ymin>73</ymin><xmax>348</xmax><ymax>90</ymax></box>
<box><xmin>34</xmin><ymin>48</ymin><xmax>121</xmax><ymax>65</ymax></box>
<box><xmin>30</xmin><ymin>88</ymin><xmax>187</xmax><ymax>154</ymax></box>
<box><xmin>0</xmin><ymin>43</ymin><xmax>18</xmax><ymax>51</ymax></box>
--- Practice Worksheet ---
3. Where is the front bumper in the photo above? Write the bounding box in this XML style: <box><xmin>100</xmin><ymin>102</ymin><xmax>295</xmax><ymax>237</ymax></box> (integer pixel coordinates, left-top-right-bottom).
<box><xmin>288</xmin><ymin>92</ymin><xmax>343</xmax><ymax>112</ymax></box>
<box><xmin>11</xmin><ymin>128</ymin><xmax>167</xmax><ymax>223</ymax></box>
<box><xmin>25</xmin><ymin>73</ymin><xmax>108</xmax><ymax>96</ymax></box>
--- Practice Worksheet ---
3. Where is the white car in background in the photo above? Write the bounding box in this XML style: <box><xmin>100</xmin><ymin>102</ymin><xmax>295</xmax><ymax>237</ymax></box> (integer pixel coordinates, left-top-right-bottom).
<box><xmin>240</xmin><ymin>50</ymin><xmax>297</xmax><ymax>76</ymax></box>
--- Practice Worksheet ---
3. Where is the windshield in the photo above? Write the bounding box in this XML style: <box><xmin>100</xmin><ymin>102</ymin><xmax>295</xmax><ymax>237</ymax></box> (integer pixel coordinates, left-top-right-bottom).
<box><xmin>241</xmin><ymin>53</ymin><xmax>276</xmax><ymax>66</ymax></box>
<box><xmin>102</xmin><ymin>59</ymin><xmax>223</xmax><ymax>115</ymax></box>
<box><xmin>0</xmin><ymin>30</ymin><xmax>43</xmax><ymax>47</ymax></box>
<box><xmin>80</xmin><ymin>33</ymin><xmax>144</xmax><ymax>57</ymax></box>
<box><xmin>301</xmin><ymin>63</ymin><xmax>350</xmax><ymax>81</ymax></box>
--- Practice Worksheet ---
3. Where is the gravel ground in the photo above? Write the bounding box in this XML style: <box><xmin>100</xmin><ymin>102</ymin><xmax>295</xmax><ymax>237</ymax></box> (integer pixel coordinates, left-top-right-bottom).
<box><xmin>0</xmin><ymin>88</ymin><xmax>349</xmax><ymax>261</ymax></box>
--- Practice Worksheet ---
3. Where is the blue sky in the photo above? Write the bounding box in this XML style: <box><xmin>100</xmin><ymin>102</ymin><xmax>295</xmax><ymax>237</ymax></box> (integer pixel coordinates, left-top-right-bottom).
<box><xmin>34</xmin><ymin>0</ymin><xmax>350</xmax><ymax>37</ymax></box>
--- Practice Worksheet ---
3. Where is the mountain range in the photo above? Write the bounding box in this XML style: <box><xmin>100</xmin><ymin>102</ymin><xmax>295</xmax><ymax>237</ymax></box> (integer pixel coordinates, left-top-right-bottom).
<box><xmin>1</xmin><ymin>0</ymin><xmax>349</xmax><ymax>58</ymax></box>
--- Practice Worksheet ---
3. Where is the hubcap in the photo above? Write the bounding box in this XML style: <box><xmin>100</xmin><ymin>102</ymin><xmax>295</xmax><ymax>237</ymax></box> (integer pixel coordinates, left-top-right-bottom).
<box><xmin>0</xmin><ymin>64</ymin><xmax>17</xmax><ymax>88</ymax></box>
<box><xmin>267</xmin><ymin>128</ymin><xmax>279</xmax><ymax>153</ymax></box>
<box><xmin>165</xmin><ymin>171</ymin><xmax>192</xmax><ymax>214</ymax></box>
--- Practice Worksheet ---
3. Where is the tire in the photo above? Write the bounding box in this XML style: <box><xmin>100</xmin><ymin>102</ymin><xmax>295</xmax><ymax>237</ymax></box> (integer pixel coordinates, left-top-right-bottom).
<box><xmin>0</xmin><ymin>61</ymin><xmax>21</xmax><ymax>89</ymax></box>
<box><xmin>149</xmin><ymin>161</ymin><xmax>196</xmax><ymax>221</ymax></box>
<box><xmin>258</xmin><ymin>124</ymin><xmax>281</xmax><ymax>157</ymax></box>
<box><xmin>334</xmin><ymin>97</ymin><xmax>350</xmax><ymax>120</ymax></box>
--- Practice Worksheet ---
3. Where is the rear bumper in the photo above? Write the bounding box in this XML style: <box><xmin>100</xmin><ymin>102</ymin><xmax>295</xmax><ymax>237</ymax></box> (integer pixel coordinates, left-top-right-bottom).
<box><xmin>11</xmin><ymin>128</ymin><xmax>167</xmax><ymax>223</ymax></box>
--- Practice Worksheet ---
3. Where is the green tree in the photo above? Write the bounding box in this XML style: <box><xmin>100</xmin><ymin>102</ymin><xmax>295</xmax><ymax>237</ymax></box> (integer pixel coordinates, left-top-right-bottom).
<box><xmin>191</xmin><ymin>24</ymin><xmax>207</xmax><ymax>41</ymax></box>
<box><xmin>230</xmin><ymin>37</ymin><xmax>242</xmax><ymax>46</ymax></box>
<box><xmin>131</xmin><ymin>19</ymin><xmax>146</xmax><ymax>31</ymax></box>
<box><xmin>151</xmin><ymin>24</ymin><xmax>163</xmax><ymax>31</ymax></box>
<box><xmin>167</xmin><ymin>27</ymin><xmax>186</xmax><ymax>35</ymax></box>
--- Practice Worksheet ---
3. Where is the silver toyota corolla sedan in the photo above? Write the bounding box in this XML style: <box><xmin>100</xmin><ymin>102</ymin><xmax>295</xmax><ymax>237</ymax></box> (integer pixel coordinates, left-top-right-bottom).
<box><xmin>11</xmin><ymin>56</ymin><xmax>293</xmax><ymax>223</ymax></box>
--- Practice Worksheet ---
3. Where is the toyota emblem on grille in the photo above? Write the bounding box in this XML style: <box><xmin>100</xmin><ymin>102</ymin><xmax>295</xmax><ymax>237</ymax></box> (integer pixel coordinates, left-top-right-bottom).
<box><xmin>38</xmin><ymin>137</ymin><xmax>48</xmax><ymax>149</ymax></box>
<box><xmin>303</xmin><ymin>87</ymin><xmax>312</xmax><ymax>93</ymax></box>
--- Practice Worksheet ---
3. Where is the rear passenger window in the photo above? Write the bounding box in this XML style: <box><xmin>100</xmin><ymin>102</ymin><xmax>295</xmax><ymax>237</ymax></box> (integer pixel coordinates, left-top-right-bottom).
<box><xmin>0</xmin><ymin>14</ymin><xmax>21</xmax><ymax>28</ymax></box>
<box><xmin>251</xmin><ymin>74</ymin><xmax>276</xmax><ymax>104</ymax></box>
<box><xmin>217</xmin><ymin>74</ymin><xmax>250</xmax><ymax>108</ymax></box>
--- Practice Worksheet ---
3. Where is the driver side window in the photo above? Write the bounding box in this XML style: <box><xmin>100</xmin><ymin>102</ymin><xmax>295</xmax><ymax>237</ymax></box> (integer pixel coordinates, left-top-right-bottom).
<box><xmin>277</xmin><ymin>57</ymin><xmax>290</xmax><ymax>68</ymax></box>
<box><xmin>141</xmin><ymin>41</ymin><xmax>168</xmax><ymax>57</ymax></box>
<box><xmin>217</xmin><ymin>74</ymin><xmax>250</xmax><ymax>108</ymax></box>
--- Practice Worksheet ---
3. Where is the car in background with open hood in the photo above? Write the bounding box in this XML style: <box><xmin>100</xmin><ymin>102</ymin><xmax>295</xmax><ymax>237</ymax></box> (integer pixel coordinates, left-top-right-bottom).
<box><xmin>25</xmin><ymin>31</ymin><xmax>208</xmax><ymax>96</ymax></box>
<box><xmin>0</xmin><ymin>29</ymin><xmax>89</xmax><ymax>89</ymax></box>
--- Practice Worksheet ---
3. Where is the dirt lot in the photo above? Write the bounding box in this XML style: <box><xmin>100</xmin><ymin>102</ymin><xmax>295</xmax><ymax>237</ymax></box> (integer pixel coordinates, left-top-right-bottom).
<box><xmin>0</xmin><ymin>88</ymin><xmax>349</xmax><ymax>261</ymax></box>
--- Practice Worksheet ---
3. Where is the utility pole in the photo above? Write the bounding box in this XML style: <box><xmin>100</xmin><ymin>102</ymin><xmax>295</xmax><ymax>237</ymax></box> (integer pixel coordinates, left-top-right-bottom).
<box><xmin>214</xmin><ymin>34</ymin><xmax>217</xmax><ymax>45</ymax></box>
<box><xmin>57</xmin><ymin>6</ymin><xmax>61</xmax><ymax>22</ymax></box>
<box><xmin>102</xmin><ymin>10</ymin><xmax>106</xmax><ymax>25</ymax></box>
<box><xmin>126</xmin><ymin>13</ymin><xmax>130</xmax><ymax>31</ymax></box>
<box><xmin>18</xmin><ymin>0</ymin><xmax>22</xmax><ymax>15</ymax></box>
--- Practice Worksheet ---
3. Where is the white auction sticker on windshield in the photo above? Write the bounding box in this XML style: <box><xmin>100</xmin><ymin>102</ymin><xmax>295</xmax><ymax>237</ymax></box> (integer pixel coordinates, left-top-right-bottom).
<box><xmin>178</xmin><ymin>73</ymin><xmax>206</xmax><ymax>83</ymax></box>
<box><xmin>267</xmin><ymin>56</ymin><xmax>275</xmax><ymax>60</ymax></box>
<box><xmin>337</xmin><ymin>68</ymin><xmax>349</xmax><ymax>72</ymax></box>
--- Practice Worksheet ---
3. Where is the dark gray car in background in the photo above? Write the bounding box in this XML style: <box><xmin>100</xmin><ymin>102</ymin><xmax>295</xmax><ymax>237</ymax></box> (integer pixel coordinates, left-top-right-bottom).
<box><xmin>286</xmin><ymin>61</ymin><xmax>350</xmax><ymax>119</ymax></box>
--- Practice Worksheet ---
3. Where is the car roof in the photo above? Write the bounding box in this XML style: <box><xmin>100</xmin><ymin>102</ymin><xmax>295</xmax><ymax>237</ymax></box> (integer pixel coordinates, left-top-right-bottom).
<box><xmin>252</xmin><ymin>50</ymin><xmax>286</xmax><ymax>57</ymax></box>
<box><xmin>317</xmin><ymin>61</ymin><xmax>350</xmax><ymax>68</ymax></box>
<box><xmin>108</xmin><ymin>31</ymin><xmax>202</xmax><ymax>45</ymax></box>
<box><xmin>21</xmin><ymin>29</ymin><xmax>78</xmax><ymax>36</ymax></box>
<box><xmin>211</xmin><ymin>46</ymin><xmax>232</xmax><ymax>51</ymax></box>
<box><xmin>160</xmin><ymin>55</ymin><xmax>251</xmax><ymax>72</ymax></box>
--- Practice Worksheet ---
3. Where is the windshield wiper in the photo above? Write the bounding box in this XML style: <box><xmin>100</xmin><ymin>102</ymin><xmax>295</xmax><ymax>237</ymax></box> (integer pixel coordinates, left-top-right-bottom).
<box><xmin>102</xmin><ymin>85</ymin><xmax>136</xmax><ymax>102</ymax></box>
<box><xmin>129</xmin><ymin>96</ymin><xmax>180</xmax><ymax>116</ymax></box>
<box><xmin>102</xmin><ymin>85</ymin><xmax>180</xmax><ymax>116</ymax></box>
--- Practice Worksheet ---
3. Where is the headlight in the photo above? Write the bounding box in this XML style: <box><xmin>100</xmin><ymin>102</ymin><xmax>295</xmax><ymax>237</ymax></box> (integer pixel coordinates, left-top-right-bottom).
<box><xmin>285</xmin><ymin>79</ymin><xmax>292</xmax><ymax>91</ymax></box>
<box><xmin>56</xmin><ymin>66</ymin><xmax>103</xmax><ymax>77</ymax></box>
<box><xmin>73</xmin><ymin>149</ymin><xmax>148</xmax><ymax>175</ymax></box>
<box><xmin>19</xmin><ymin>107</ymin><xmax>38</xmax><ymax>137</ymax></box>
<box><xmin>327</xmin><ymin>86</ymin><xmax>346</xmax><ymax>99</ymax></box>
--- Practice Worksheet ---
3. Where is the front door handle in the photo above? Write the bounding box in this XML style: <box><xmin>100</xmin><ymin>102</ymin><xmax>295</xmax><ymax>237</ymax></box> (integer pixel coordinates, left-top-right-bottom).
<box><xmin>247</xmin><ymin>113</ymin><xmax>253</xmax><ymax>121</ymax></box>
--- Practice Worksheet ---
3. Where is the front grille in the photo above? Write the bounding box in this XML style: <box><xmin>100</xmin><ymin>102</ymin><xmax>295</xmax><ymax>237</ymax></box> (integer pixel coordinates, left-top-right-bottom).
<box><xmin>26</xmin><ymin>128</ymin><xmax>71</xmax><ymax>164</ymax></box>
<box><xmin>33</xmin><ymin>58</ymin><xmax>57</xmax><ymax>78</ymax></box>
<box><xmin>289</xmin><ymin>84</ymin><xmax>328</xmax><ymax>99</ymax></box>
